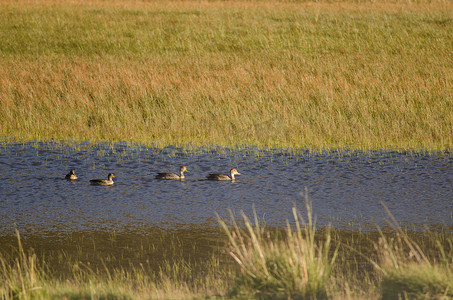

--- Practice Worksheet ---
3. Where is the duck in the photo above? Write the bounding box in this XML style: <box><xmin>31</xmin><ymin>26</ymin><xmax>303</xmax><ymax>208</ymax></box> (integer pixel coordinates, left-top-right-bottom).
<box><xmin>206</xmin><ymin>168</ymin><xmax>241</xmax><ymax>181</ymax></box>
<box><xmin>90</xmin><ymin>173</ymin><xmax>115</xmax><ymax>186</ymax></box>
<box><xmin>155</xmin><ymin>166</ymin><xmax>189</xmax><ymax>180</ymax></box>
<box><xmin>65</xmin><ymin>169</ymin><xmax>78</xmax><ymax>180</ymax></box>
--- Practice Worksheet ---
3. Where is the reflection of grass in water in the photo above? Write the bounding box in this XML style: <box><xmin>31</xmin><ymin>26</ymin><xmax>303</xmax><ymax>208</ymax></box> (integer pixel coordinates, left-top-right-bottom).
<box><xmin>1</xmin><ymin>210</ymin><xmax>452</xmax><ymax>299</ymax></box>
<box><xmin>0</xmin><ymin>227</ymin><xmax>230</xmax><ymax>279</ymax></box>
<box><xmin>1</xmin><ymin>0</ymin><xmax>452</xmax><ymax>150</ymax></box>
<box><xmin>0</xmin><ymin>230</ymin><xmax>46</xmax><ymax>300</ymax></box>
<box><xmin>0</xmin><ymin>229</ymin><xmax>233</xmax><ymax>299</ymax></box>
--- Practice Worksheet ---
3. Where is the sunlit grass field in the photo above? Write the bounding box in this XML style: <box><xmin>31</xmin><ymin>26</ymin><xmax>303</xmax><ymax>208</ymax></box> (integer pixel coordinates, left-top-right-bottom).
<box><xmin>0</xmin><ymin>0</ymin><xmax>451</xmax><ymax>150</ymax></box>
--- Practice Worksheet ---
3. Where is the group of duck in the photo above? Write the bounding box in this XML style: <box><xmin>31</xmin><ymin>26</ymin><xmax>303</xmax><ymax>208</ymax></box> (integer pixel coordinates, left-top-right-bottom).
<box><xmin>65</xmin><ymin>166</ymin><xmax>241</xmax><ymax>186</ymax></box>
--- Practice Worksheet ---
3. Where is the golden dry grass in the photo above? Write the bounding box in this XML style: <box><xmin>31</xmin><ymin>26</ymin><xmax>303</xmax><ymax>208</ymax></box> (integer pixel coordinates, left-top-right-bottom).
<box><xmin>0</xmin><ymin>0</ymin><xmax>452</xmax><ymax>150</ymax></box>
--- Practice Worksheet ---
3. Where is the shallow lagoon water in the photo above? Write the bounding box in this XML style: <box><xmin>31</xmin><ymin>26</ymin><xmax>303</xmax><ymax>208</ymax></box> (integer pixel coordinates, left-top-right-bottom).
<box><xmin>0</xmin><ymin>142</ymin><xmax>452</xmax><ymax>236</ymax></box>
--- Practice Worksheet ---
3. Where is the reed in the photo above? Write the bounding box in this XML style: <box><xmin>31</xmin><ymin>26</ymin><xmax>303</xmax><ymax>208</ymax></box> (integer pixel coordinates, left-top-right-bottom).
<box><xmin>1</xmin><ymin>214</ymin><xmax>452</xmax><ymax>299</ymax></box>
<box><xmin>0</xmin><ymin>230</ymin><xmax>46</xmax><ymax>299</ymax></box>
<box><xmin>0</xmin><ymin>0</ymin><xmax>452</xmax><ymax>150</ymax></box>
<box><xmin>217</xmin><ymin>201</ymin><xmax>338</xmax><ymax>299</ymax></box>
<box><xmin>373</xmin><ymin>206</ymin><xmax>453</xmax><ymax>300</ymax></box>
<box><xmin>0</xmin><ymin>236</ymin><xmax>231</xmax><ymax>300</ymax></box>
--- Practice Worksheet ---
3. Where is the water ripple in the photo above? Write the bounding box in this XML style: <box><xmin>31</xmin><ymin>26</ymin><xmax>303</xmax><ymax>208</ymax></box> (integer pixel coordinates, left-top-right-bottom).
<box><xmin>0</xmin><ymin>142</ymin><xmax>451</xmax><ymax>235</ymax></box>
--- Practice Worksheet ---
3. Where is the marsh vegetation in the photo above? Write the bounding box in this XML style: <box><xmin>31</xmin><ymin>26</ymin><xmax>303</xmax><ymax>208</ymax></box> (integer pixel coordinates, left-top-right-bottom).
<box><xmin>1</xmin><ymin>204</ymin><xmax>452</xmax><ymax>299</ymax></box>
<box><xmin>1</xmin><ymin>0</ymin><xmax>451</xmax><ymax>298</ymax></box>
<box><xmin>0</xmin><ymin>0</ymin><xmax>452</xmax><ymax>150</ymax></box>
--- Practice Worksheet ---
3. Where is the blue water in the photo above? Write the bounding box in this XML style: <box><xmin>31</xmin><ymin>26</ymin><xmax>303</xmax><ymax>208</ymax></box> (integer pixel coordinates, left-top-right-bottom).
<box><xmin>0</xmin><ymin>142</ymin><xmax>451</xmax><ymax>236</ymax></box>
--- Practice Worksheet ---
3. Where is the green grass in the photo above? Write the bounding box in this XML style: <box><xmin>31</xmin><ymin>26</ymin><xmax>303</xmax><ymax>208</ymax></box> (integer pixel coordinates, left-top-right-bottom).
<box><xmin>1</xmin><ymin>209</ymin><xmax>452</xmax><ymax>299</ymax></box>
<box><xmin>0</xmin><ymin>0</ymin><xmax>452</xmax><ymax>150</ymax></box>
<box><xmin>380</xmin><ymin>264</ymin><xmax>453</xmax><ymax>300</ymax></box>
<box><xmin>373</xmin><ymin>206</ymin><xmax>453</xmax><ymax>300</ymax></box>
<box><xmin>0</xmin><ymin>231</ymin><xmax>45</xmax><ymax>299</ymax></box>
<box><xmin>217</xmin><ymin>202</ymin><xmax>338</xmax><ymax>299</ymax></box>
<box><xmin>0</xmin><ymin>230</ymin><xmax>232</xmax><ymax>299</ymax></box>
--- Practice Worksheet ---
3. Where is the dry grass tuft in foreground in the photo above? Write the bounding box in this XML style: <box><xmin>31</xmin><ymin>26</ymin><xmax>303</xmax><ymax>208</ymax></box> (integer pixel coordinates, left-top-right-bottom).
<box><xmin>373</xmin><ymin>205</ymin><xmax>453</xmax><ymax>300</ymax></box>
<box><xmin>1</xmin><ymin>205</ymin><xmax>452</xmax><ymax>299</ymax></box>
<box><xmin>217</xmin><ymin>200</ymin><xmax>338</xmax><ymax>299</ymax></box>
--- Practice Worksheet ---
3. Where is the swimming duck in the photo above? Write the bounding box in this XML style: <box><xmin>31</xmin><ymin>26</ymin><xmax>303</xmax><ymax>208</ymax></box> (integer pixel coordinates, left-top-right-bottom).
<box><xmin>206</xmin><ymin>168</ymin><xmax>241</xmax><ymax>181</ymax></box>
<box><xmin>155</xmin><ymin>166</ymin><xmax>189</xmax><ymax>180</ymax></box>
<box><xmin>90</xmin><ymin>173</ymin><xmax>115</xmax><ymax>186</ymax></box>
<box><xmin>65</xmin><ymin>169</ymin><xmax>78</xmax><ymax>180</ymax></box>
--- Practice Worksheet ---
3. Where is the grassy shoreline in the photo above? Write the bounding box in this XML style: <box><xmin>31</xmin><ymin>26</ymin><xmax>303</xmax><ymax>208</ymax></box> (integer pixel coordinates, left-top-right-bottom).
<box><xmin>1</xmin><ymin>0</ymin><xmax>452</xmax><ymax>150</ymax></box>
<box><xmin>1</xmin><ymin>207</ymin><xmax>452</xmax><ymax>299</ymax></box>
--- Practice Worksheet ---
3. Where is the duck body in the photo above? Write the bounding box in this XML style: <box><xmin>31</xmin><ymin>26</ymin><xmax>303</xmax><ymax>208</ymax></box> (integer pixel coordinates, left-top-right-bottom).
<box><xmin>65</xmin><ymin>169</ymin><xmax>78</xmax><ymax>180</ymax></box>
<box><xmin>155</xmin><ymin>166</ymin><xmax>189</xmax><ymax>180</ymax></box>
<box><xmin>206</xmin><ymin>174</ymin><xmax>232</xmax><ymax>181</ymax></box>
<box><xmin>90</xmin><ymin>173</ymin><xmax>115</xmax><ymax>186</ymax></box>
<box><xmin>207</xmin><ymin>168</ymin><xmax>241</xmax><ymax>181</ymax></box>
<box><xmin>155</xmin><ymin>173</ymin><xmax>182</xmax><ymax>180</ymax></box>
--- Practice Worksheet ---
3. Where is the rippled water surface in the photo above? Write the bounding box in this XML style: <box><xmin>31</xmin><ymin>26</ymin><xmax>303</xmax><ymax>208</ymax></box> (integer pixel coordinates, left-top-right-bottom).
<box><xmin>0</xmin><ymin>142</ymin><xmax>452</xmax><ymax>236</ymax></box>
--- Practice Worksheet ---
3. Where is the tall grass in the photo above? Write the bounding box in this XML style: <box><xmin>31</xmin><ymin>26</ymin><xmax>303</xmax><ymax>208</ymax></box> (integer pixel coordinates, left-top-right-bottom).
<box><xmin>1</xmin><ymin>209</ymin><xmax>452</xmax><ymax>299</ymax></box>
<box><xmin>373</xmin><ymin>206</ymin><xmax>453</xmax><ymax>300</ymax></box>
<box><xmin>218</xmin><ymin>201</ymin><xmax>338</xmax><ymax>299</ymax></box>
<box><xmin>0</xmin><ymin>233</ymin><xmax>231</xmax><ymax>299</ymax></box>
<box><xmin>0</xmin><ymin>0</ymin><xmax>452</xmax><ymax>150</ymax></box>
<box><xmin>0</xmin><ymin>230</ymin><xmax>46</xmax><ymax>299</ymax></box>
